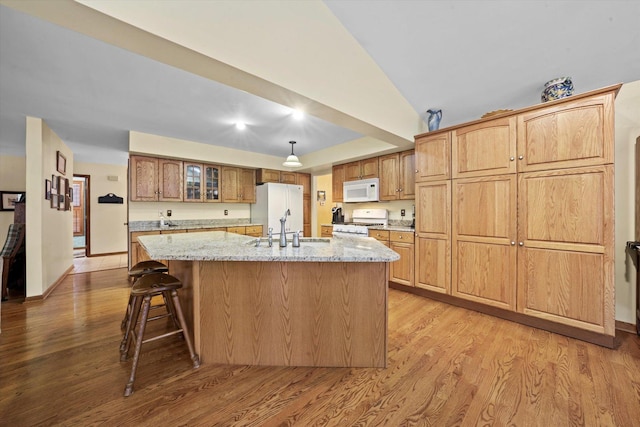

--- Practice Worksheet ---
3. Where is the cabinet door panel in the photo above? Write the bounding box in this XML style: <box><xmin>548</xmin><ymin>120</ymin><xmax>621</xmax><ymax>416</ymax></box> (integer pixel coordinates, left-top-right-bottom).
<box><xmin>416</xmin><ymin>181</ymin><xmax>450</xmax><ymax>238</ymax></box>
<box><xmin>159</xmin><ymin>159</ymin><xmax>183</xmax><ymax>201</ymax></box>
<box><xmin>332</xmin><ymin>164</ymin><xmax>345</xmax><ymax>202</ymax></box>
<box><xmin>184</xmin><ymin>163</ymin><xmax>203</xmax><ymax>202</ymax></box>
<box><xmin>204</xmin><ymin>164</ymin><xmax>220</xmax><ymax>202</ymax></box>
<box><xmin>517</xmin><ymin>247</ymin><xmax>610</xmax><ymax>333</ymax></box>
<box><xmin>399</xmin><ymin>150</ymin><xmax>416</xmax><ymax>199</ymax></box>
<box><xmin>280</xmin><ymin>171</ymin><xmax>297</xmax><ymax>184</ymax></box>
<box><xmin>518</xmin><ymin>166</ymin><xmax>611</xmax><ymax>249</ymax></box>
<box><xmin>415</xmin><ymin>133</ymin><xmax>450</xmax><ymax>182</ymax></box>
<box><xmin>390</xmin><ymin>242</ymin><xmax>414</xmax><ymax>286</ymax></box>
<box><xmin>517</xmin><ymin>94</ymin><xmax>614</xmax><ymax>172</ymax></box>
<box><xmin>344</xmin><ymin>161</ymin><xmax>362</xmax><ymax>181</ymax></box>
<box><xmin>453</xmin><ymin>241</ymin><xmax>516</xmax><ymax>310</ymax></box>
<box><xmin>453</xmin><ymin>175</ymin><xmax>516</xmax><ymax>310</ymax></box>
<box><xmin>360</xmin><ymin>158</ymin><xmax>379</xmax><ymax>179</ymax></box>
<box><xmin>130</xmin><ymin>156</ymin><xmax>158</xmax><ymax>201</ymax></box>
<box><xmin>240</xmin><ymin>168</ymin><xmax>256</xmax><ymax>203</ymax></box>
<box><xmin>221</xmin><ymin>167</ymin><xmax>239</xmax><ymax>202</ymax></box>
<box><xmin>415</xmin><ymin>237</ymin><xmax>450</xmax><ymax>293</ymax></box>
<box><xmin>379</xmin><ymin>154</ymin><xmax>399</xmax><ymax>200</ymax></box>
<box><xmin>452</xmin><ymin>116</ymin><xmax>516</xmax><ymax>178</ymax></box>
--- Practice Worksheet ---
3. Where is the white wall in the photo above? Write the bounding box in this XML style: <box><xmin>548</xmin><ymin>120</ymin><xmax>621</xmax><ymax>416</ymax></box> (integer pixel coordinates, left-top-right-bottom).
<box><xmin>614</xmin><ymin>81</ymin><xmax>640</xmax><ymax>325</ymax></box>
<box><xmin>73</xmin><ymin>162</ymin><xmax>128</xmax><ymax>255</ymax></box>
<box><xmin>25</xmin><ymin>118</ymin><xmax>73</xmax><ymax>298</ymax></box>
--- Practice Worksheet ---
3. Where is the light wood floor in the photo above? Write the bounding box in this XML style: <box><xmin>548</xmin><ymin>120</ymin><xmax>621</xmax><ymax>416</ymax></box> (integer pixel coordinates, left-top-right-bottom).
<box><xmin>1</xmin><ymin>268</ymin><xmax>638</xmax><ymax>426</ymax></box>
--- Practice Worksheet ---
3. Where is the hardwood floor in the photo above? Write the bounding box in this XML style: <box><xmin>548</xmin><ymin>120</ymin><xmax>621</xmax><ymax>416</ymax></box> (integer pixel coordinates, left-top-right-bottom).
<box><xmin>1</xmin><ymin>268</ymin><xmax>639</xmax><ymax>426</ymax></box>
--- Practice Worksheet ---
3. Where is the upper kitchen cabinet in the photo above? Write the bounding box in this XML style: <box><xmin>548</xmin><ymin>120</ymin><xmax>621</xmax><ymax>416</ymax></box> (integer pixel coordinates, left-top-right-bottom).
<box><xmin>222</xmin><ymin>167</ymin><xmax>256</xmax><ymax>203</ymax></box>
<box><xmin>184</xmin><ymin>162</ymin><xmax>221</xmax><ymax>202</ymax></box>
<box><xmin>332</xmin><ymin>164</ymin><xmax>345</xmax><ymax>202</ymax></box>
<box><xmin>256</xmin><ymin>169</ymin><xmax>297</xmax><ymax>184</ymax></box>
<box><xmin>130</xmin><ymin>155</ymin><xmax>183</xmax><ymax>202</ymax></box>
<box><xmin>296</xmin><ymin>172</ymin><xmax>311</xmax><ymax>197</ymax></box>
<box><xmin>379</xmin><ymin>150</ymin><xmax>415</xmax><ymax>201</ymax></box>
<box><xmin>452</xmin><ymin>116</ymin><xmax>517</xmax><ymax>179</ymax></box>
<box><xmin>344</xmin><ymin>158</ymin><xmax>379</xmax><ymax>181</ymax></box>
<box><xmin>516</xmin><ymin>92</ymin><xmax>615</xmax><ymax>172</ymax></box>
<box><xmin>414</xmin><ymin>132</ymin><xmax>450</xmax><ymax>182</ymax></box>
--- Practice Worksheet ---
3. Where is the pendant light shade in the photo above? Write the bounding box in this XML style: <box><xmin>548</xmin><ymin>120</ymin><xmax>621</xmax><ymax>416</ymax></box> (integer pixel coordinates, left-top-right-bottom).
<box><xmin>282</xmin><ymin>140</ymin><xmax>302</xmax><ymax>168</ymax></box>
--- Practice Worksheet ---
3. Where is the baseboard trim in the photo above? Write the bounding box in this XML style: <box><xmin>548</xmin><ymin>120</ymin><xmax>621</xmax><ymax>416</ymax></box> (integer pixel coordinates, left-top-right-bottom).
<box><xmin>24</xmin><ymin>264</ymin><xmax>74</xmax><ymax>303</ymax></box>
<box><xmin>615</xmin><ymin>320</ymin><xmax>638</xmax><ymax>335</ymax></box>
<box><xmin>87</xmin><ymin>251</ymin><xmax>127</xmax><ymax>258</ymax></box>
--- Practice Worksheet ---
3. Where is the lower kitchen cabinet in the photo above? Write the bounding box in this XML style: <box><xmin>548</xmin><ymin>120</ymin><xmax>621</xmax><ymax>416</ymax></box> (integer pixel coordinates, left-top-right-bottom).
<box><xmin>389</xmin><ymin>231</ymin><xmax>414</xmax><ymax>287</ymax></box>
<box><xmin>320</xmin><ymin>225</ymin><xmax>333</xmax><ymax>237</ymax></box>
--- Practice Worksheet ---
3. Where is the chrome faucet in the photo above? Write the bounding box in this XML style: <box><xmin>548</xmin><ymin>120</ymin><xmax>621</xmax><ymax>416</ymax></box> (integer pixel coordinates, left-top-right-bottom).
<box><xmin>279</xmin><ymin>209</ymin><xmax>290</xmax><ymax>247</ymax></box>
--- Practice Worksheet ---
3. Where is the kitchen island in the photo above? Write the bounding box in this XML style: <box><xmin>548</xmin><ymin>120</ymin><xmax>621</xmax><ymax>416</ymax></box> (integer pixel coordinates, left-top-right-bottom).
<box><xmin>137</xmin><ymin>231</ymin><xmax>399</xmax><ymax>368</ymax></box>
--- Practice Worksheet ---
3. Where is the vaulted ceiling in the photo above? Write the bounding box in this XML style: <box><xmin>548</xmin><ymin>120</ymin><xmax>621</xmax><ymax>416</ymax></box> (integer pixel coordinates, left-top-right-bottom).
<box><xmin>1</xmin><ymin>1</ymin><xmax>638</xmax><ymax>171</ymax></box>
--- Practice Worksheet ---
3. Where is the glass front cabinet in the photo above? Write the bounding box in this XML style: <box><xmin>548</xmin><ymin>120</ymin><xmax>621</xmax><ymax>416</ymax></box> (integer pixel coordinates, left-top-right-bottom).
<box><xmin>184</xmin><ymin>162</ymin><xmax>220</xmax><ymax>202</ymax></box>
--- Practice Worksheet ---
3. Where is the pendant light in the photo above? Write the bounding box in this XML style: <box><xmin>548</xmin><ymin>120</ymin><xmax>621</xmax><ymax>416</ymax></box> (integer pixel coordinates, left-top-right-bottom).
<box><xmin>282</xmin><ymin>140</ymin><xmax>302</xmax><ymax>168</ymax></box>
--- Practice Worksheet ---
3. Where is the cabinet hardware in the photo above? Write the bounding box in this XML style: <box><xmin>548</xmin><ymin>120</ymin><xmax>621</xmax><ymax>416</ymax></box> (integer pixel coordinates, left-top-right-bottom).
<box><xmin>518</xmin><ymin>155</ymin><xmax>524</xmax><ymax>160</ymax></box>
<box><xmin>519</xmin><ymin>242</ymin><xmax>524</xmax><ymax>246</ymax></box>
<box><xmin>511</xmin><ymin>241</ymin><xmax>515</xmax><ymax>245</ymax></box>
<box><xmin>510</xmin><ymin>157</ymin><xmax>515</xmax><ymax>161</ymax></box>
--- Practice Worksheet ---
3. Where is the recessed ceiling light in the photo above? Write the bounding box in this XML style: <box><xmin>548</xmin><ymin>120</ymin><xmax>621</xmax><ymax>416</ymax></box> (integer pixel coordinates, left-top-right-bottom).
<box><xmin>292</xmin><ymin>110</ymin><xmax>304</xmax><ymax>120</ymax></box>
<box><xmin>235</xmin><ymin>121</ymin><xmax>246</xmax><ymax>130</ymax></box>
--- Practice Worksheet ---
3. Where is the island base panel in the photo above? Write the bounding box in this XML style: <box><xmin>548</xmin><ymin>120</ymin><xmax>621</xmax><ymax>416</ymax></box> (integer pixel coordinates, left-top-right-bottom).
<box><xmin>197</xmin><ymin>261</ymin><xmax>388</xmax><ymax>368</ymax></box>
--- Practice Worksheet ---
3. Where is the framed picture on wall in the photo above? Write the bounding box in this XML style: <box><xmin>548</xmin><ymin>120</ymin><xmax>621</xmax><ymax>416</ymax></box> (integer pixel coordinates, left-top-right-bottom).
<box><xmin>0</xmin><ymin>191</ymin><xmax>24</xmax><ymax>211</ymax></box>
<box><xmin>51</xmin><ymin>192</ymin><xmax>59</xmax><ymax>209</ymax></box>
<box><xmin>51</xmin><ymin>174</ymin><xmax>58</xmax><ymax>194</ymax></box>
<box><xmin>57</xmin><ymin>151</ymin><xmax>66</xmax><ymax>175</ymax></box>
<box><xmin>57</xmin><ymin>194</ymin><xmax>65</xmax><ymax>211</ymax></box>
<box><xmin>45</xmin><ymin>179</ymin><xmax>52</xmax><ymax>200</ymax></box>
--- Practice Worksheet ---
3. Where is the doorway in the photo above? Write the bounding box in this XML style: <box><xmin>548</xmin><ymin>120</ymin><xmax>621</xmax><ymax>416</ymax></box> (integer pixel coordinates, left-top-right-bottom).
<box><xmin>72</xmin><ymin>175</ymin><xmax>90</xmax><ymax>257</ymax></box>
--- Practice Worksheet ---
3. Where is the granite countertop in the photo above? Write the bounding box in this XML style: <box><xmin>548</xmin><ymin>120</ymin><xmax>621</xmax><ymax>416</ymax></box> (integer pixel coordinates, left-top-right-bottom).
<box><xmin>129</xmin><ymin>219</ymin><xmax>261</xmax><ymax>232</ymax></box>
<box><xmin>322</xmin><ymin>223</ymin><xmax>415</xmax><ymax>232</ymax></box>
<box><xmin>137</xmin><ymin>231</ymin><xmax>399</xmax><ymax>263</ymax></box>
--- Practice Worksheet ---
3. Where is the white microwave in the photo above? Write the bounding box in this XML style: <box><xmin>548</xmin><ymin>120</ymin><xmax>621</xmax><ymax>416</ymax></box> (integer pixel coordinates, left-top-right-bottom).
<box><xmin>343</xmin><ymin>178</ymin><xmax>380</xmax><ymax>203</ymax></box>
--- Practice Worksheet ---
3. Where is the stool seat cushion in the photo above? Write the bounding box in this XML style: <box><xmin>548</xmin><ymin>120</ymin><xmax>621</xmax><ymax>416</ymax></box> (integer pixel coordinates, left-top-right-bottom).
<box><xmin>131</xmin><ymin>272</ymin><xmax>182</xmax><ymax>296</ymax></box>
<box><xmin>129</xmin><ymin>260</ymin><xmax>168</xmax><ymax>277</ymax></box>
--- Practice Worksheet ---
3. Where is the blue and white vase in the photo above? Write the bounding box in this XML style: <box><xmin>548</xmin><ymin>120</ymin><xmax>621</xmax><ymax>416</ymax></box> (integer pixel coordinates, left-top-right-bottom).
<box><xmin>541</xmin><ymin>77</ymin><xmax>574</xmax><ymax>102</ymax></box>
<box><xmin>427</xmin><ymin>109</ymin><xmax>442</xmax><ymax>131</ymax></box>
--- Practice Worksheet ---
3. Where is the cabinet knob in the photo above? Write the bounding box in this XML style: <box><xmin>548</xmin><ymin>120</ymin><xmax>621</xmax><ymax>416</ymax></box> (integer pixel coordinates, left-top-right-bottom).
<box><xmin>519</xmin><ymin>242</ymin><xmax>524</xmax><ymax>246</ymax></box>
<box><xmin>510</xmin><ymin>157</ymin><xmax>515</xmax><ymax>161</ymax></box>
<box><xmin>399</xmin><ymin>235</ymin><xmax>403</xmax><ymax>239</ymax></box>
<box><xmin>415</xmin><ymin>169</ymin><xmax>419</xmax><ymax>173</ymax></box>
<box><xmin>511</xmin><ymin>241</ymin><xmax>515</xmax><ymax>245</ymax></box>
<box><xmin>518</xmin><ymin>155</ymin><xmax>524</xmax><ymax>160</ymax></box>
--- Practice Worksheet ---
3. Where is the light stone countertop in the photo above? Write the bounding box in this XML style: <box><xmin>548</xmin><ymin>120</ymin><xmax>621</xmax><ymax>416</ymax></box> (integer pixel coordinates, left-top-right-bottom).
<box><xmin>137</xmin><ymin>231</ymin><xmax>400</xmax><ymax>263</ymax></box>
<box><xmin>321</xmin><ymin>223</ymin><xmax>416</xmax><ymax>233</ymax></box>
<box><xmin>129</xmin><ymin>219</ymin><xmax>260</xmax><ymax>232</ymax></box>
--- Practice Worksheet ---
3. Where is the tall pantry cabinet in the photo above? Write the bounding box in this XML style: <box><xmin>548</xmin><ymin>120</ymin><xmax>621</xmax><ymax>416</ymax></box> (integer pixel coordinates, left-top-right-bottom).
<box><xmin>413</xmin><ymin>84</ymin><xmax>620</xmax><ymax>347</ymax></box>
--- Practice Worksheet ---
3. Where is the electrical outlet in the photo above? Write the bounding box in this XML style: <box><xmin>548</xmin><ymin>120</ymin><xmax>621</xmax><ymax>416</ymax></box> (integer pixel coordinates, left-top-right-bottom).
<box><xmin>224</xmin><ymin>209</ymin><xmax>228</xmax><ymax>216</ymax></box>
<box><xmin>166</xmin><ymin>210</ymin><xmax>172</xmax><ymax>217</ymax></box>
<box><xmin>158</xmin><ymin>210</ymin><xmax>163</xmax><ymax>217</ymax></box>
<box><xmin>401</xmin><ymin>209</ymin><xmax>405</xmax><ymax>217</ymax></box>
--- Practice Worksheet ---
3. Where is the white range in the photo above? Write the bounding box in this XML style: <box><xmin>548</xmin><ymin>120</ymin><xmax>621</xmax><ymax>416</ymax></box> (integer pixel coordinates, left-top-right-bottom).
<box><xmin>332</xmin><ymin>208</ymin><xmax>388</xmax><ymax>236</ymax></box>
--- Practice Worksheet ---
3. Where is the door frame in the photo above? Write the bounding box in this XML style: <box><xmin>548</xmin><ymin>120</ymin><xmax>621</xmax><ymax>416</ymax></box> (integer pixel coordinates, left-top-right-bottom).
<box><xmin>73</xmin><ymin>174</ymin><xmax>91</xmax><ymax>257</ymax></box>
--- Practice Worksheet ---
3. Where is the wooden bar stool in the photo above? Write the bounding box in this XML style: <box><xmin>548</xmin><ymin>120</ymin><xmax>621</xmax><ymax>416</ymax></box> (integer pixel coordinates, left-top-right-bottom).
<box><xmin>121</xmin><ymin>272</ymin><xmax>200</xmax><ymax>397</ymax></box>
<box><xmin>119</xmin><ymin>261</ymin><xmax>170</xmax><ymax>352</ymax></box>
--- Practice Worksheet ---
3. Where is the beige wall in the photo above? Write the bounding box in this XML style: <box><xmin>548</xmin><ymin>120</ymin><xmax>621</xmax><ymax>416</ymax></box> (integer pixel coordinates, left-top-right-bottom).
<box><xmin>614</xmin><ymin>81</ymin><xmax>640</xmax><ymax>325</ymax></box>
<box><xmin>25</xmin><ymin>118</ymin><xmax>73</xmax><ymax>298</ymax></box>
<box><xmin>314</xmin><ymin>174</ymin><xmax>333</xmax><ymax>236</ymax></box>
<box><xmin>73</xmin><ymin>162</ymin><xmax>128</xmax><ymax>255</ymax></box>
<box><xmin>0</xmin><ymin>155</ymin><xmax>26</xmax><ymax>237</ymax></box>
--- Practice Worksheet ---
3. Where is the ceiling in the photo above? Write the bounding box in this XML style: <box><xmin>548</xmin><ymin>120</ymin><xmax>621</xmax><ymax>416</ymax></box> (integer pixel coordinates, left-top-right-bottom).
<box><xmin>1</xmin><ymin>1</ymin><xmax>639</xmax><ymax>169</ymax></box>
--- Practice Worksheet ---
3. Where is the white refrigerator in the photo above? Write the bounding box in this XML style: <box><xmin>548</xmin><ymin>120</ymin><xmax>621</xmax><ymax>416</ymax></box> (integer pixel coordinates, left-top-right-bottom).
<box><xmin>251</xmin><ymin>183</ymin><xmax>304</xmax><ymax>237</ymax></box>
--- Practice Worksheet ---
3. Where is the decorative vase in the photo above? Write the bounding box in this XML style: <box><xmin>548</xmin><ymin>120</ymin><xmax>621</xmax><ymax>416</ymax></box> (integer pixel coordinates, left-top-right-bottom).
<box><xmin>541</xmin><ymin>77</ymin><xmax>574</xmax><ymax>102</ymax></box>
<box><xmin>427</xmin><ymin>109</ymin><xmax>442</xmax><ymax>131</ymax></box>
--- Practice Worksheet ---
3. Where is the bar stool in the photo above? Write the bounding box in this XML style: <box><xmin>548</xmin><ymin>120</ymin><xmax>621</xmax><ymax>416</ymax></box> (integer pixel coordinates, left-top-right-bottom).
<box><xmin>119</xmin><ymin>261</ymin><xmax>170</xmax><ymax>352</ymax></box>
<box><xmin>121</xmin><ymin>272</ymin><xmax>200</xmax><ymax>397</ymax></box>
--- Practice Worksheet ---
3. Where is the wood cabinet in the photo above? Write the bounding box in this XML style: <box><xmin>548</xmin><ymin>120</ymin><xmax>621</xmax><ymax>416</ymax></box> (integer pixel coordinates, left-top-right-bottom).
<box><xmin>227</xmin><ymin>225</ymin><xmax>263</xmax><ymax>237</ymax></box>
<box><xmin>370</xmin><ymin>229</ymin><xmax>415</xmax><ymax>287</ymax></box>
<box><xmin>320</xmin><ymin>225</ymin><xmax>333</xmax><ymax>237</ymax></box>
<box><xmin>221</xmin><ymin>167</ymin><xmax>256</xmax><ymax>203</ymax></box>
<box><xmin>412</xmin><ymin>84</ymin><xmax>620</xmax><ymax>346</ymax></box>
<box><xmin>379</xmin><ymin>150</ymin><xmax>415</xmax><ymax>201</ymax></box>
<box><xmin>203</xmin><ymin>164</ymin><xmax>221</xmax><ymax>202</ymax></box>
<box><xmin>332</xmin><ymin>164</ymin><xmax>345</xmax><ymax>202</ymax></box>
<box><xmin>130</xmin><ymin>156</ymin><xmax>183</xmax><ymax>202</ymax></box>
<box><xmin>296</xmin><ymin>173</ymin><xmax>311</xmax><ymax>196</ymax></box>
<box><xmin>256</xmin><ymin>169</ymin><xmax>297</xmax><ymax>184</ymax></box>
<box><xmin>415</xmin><ymin>132</ymin><xmax>450</xmax><ymax>182</ymax></box>
<box><xmin>389</xmin><ymin>231</ymin><xmax>414</xmax><ymax>287</ymax></box>
<box><xmin>415</xmin><ymin>181</ymin><xmax>451</xmax><ymax>293</ymax></box>
<box><xmin>344</xmin><ymin>158</ymin><xmax>379</xmax><ymax>181</ymax></box>
<box><xmin>296</xmin><ymin>172</ymin><xmax>312</xmax><ymax>236</ymax></box>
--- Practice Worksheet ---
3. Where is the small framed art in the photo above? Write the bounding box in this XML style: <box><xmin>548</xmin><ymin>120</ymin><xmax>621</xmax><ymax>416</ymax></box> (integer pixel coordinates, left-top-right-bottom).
<box><xmin>57</xmin><ymin>151</ymin><xmax>67</xmax><ymax>175</ymax></box>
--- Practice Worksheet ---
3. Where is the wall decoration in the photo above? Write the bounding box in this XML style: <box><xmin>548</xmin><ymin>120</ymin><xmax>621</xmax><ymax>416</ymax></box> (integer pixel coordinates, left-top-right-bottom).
<box><xmin>51</xmin><ymin>174</ymin><xmax>58</xmax><ymax>194</ymax></box>
<box><xmin>57</xmin><ymin>194</ymin><xmax>65</xmax><ymax>211</ymax></box>
<box><xmin>45</xmin><ymin>179</ymin><xmax>52</xmax><ymax>200</ymax></box>
<box><xmin>0</xmin><ymin>191</ymin><xmax>24</xmax><ymax>211</ymax></box>
<box><xmin>51</xmin><ymin>192</ymin><xmax>59</xmax><ymax>209</ymax></box>
<box><xmin>56</xmin><ymin>151</ymin><xmax>67</xmax><ymax>175</ymax></box>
